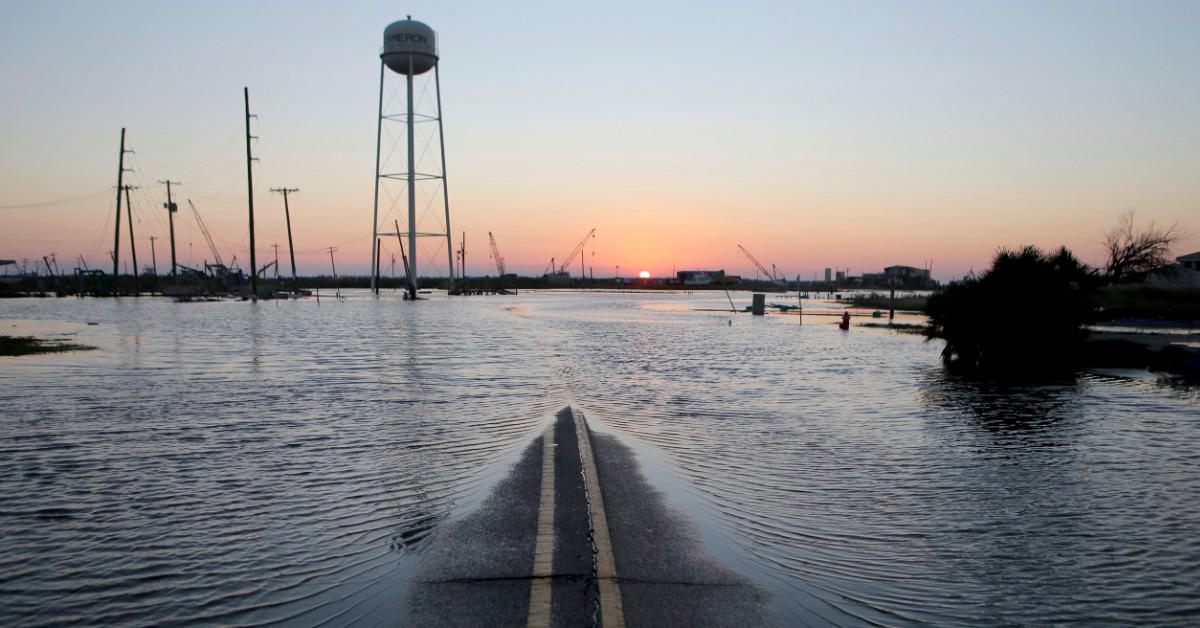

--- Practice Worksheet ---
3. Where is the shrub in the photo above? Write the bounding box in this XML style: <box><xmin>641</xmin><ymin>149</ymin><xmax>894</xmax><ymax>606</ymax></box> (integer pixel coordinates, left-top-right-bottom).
<box><xmin>925</xmin><ymin>246</ymin><xmax>1097</xmax><ymax>374</ymax></box>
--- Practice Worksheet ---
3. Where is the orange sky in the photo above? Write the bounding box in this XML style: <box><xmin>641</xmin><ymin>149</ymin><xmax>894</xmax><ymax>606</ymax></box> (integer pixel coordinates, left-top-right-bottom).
<box><xmin>2</xmin><ymin>2</ymin><xmax>1197</xmax><ymax>280</ymax></box>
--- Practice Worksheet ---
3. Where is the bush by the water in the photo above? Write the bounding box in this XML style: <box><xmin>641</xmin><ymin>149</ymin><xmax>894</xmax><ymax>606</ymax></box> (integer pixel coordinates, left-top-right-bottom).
<box><xmin>924</xmin><ymin>245</ymin><xmax>1097</xmax><ymax>374</ymax></box>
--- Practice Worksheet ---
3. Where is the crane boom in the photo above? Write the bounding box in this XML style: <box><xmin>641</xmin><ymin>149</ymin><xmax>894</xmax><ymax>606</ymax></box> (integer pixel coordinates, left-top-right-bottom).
<box><xmin>737</xmin><ymin>244</ymin><xmax>777</xmax><ymax>281</ymax></box>
<box><xmin>488</xmin><ymin>232</ymin><xmax>506</xmax><ymax>276</ymax></box>
<box><xmin>558</xmin><ymin>228</ymin><xmax>596</xmax><ymax>274</ymax></box>
<box><xmin>187</xmin><ymin>199</ymin><xmax>225</xmax><ymax>267</ymax></box>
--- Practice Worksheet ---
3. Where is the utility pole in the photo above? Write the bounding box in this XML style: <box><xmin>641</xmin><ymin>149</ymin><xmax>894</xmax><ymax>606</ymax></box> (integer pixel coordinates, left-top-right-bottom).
<box><xmin>149</xmin><ymin>236</ymin><xmax>158</xmax><ymax>277</ymax></box>
<box><xmin>889</xmin><ymin>275</ymin><xmax>896</xmax><ymax>322</ymax></box>
<box><xmin>112</xmin><ymin>128</ymin><xmax>132</xmax><ymax>293</ymax></box>
<box><xmin>244</xmin><ymin>87</ymin><xmax>258</xmax><ymax>298</ymax></box>
<box><xmin>326</xmin><ymin>246</ymin><xmax>341</xmax><ymax>299</ymax></box>
<box><xmin>270</xmin><ymin>187</ymin><xmax>299</xmax><ymax>281</ymax></box>
<box><xmin>461</xmin><ymin>231</ymin><xmax>466</xmax><ymax>283</ymax></box>
<box><xmin>123</xmin><ymin>185</ymin><xmax>140</xmax><ymax>295</ymax></box>
<box><xmin>797</xmin><ymin>274</ymin><xmax>803</xmax><ymax>324</ymax></box>
<box><xmin>159</xmin><ymin>180</ymin><xmax>180</xmax><ymax>281</ymax></box>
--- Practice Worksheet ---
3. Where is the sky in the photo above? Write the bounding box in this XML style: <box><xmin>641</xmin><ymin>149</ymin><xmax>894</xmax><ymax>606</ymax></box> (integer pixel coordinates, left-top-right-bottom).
<box><xmin>1</xmin><ymin>0</ymin><xmax>1198</xmax><ymax>280</ymax></box>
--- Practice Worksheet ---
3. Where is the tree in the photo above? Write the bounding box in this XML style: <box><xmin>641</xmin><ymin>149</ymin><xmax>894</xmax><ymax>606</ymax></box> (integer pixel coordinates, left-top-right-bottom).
<box><xmin>1103</xmin><ymin>211</ymin><xmax>1182</xmax><ymax>284</ymax></box>
<box><xmin>925</xmin><ymin>245</ymin><xmax>1097</xmax><ymax>375</ymax></box>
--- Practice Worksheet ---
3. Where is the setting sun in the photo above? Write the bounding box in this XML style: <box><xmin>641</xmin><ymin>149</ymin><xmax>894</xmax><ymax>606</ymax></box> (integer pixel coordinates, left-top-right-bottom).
<box><xmin>638</xmin><ymin>271</ymin><xmax>650</xmax><ymax>279</ymax></box>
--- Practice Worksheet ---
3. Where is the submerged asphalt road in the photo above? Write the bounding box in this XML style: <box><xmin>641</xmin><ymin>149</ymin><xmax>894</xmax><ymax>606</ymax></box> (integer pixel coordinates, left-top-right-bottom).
<box><xmin>403</xmin><ymin>408</ymin><xmax>778</xmax><ymax>627</ymax></box>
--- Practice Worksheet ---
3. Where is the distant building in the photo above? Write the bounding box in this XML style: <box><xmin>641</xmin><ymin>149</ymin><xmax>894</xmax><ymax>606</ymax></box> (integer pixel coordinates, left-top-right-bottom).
<box><xmin>884</xmin><ymin>265</ymin><xmax>930</xmax><ymax>281</ymax></box>
<box><xmin>1146</xmin><ymin>251</ymin><xmax>1200</xmax><ymax>287</ymax></box>
<box><xmin>870</xmin><ymin>265</ymin><xmax>937</xmax><ymax>289</ymax></box>
<box><xmin>824</xmin><ymin>268</ymin><xmax>832</xmax><ymax>282</ymax></box>
<box><xmin>835</xmin><ymin>270</ymin><xmax>846</xmax><ymax>282</ymax></box>
<box><xmin>545</xmin><ymin>271</ymin><xmax>571</xmax><ymax>286</ymax></box>
<box><xmin>676</xmin><ymin>270</ymin><xmax>726</xmax><ymax>286</ymax></box>
<box><xmin>1</xmin><ymin>260</ymin><xmax>18</xmax><ymax>284</ymax></box>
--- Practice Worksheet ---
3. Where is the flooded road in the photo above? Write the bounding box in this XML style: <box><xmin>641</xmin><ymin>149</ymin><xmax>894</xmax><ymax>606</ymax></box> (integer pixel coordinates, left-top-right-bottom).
<box><xmin>1</xmin><ymin>291</ymin><xmax>1197</xmax><ymax>625</ymax></box>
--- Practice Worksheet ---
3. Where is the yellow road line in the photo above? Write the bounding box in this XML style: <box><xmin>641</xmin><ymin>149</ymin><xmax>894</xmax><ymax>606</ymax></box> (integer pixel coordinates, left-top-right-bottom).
<box><xmin>573</xmin><ymin>410</ymin><xmax>626</xmax><ymax>628</ymax></box>
<box><xmin>527</xmin><ymin>423</ymin><xmax>556</xmax><ymax>628</ymax></box>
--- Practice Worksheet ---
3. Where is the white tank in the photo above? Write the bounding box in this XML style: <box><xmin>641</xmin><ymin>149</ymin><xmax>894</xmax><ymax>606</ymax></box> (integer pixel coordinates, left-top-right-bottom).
<box><xmin>381</xmin><ymin>18</ymin><xmax>438</xmax><ymax>75</ymax></box>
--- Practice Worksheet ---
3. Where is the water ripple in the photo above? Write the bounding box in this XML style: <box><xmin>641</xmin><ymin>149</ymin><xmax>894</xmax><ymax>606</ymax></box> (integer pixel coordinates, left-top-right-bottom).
<box><xmin>1</xmin><ymin>293</ymin><xmax>559</xmax><ymax>626</ymax></box>
<box><xmin>2</xmin><ymin>291</ymin><xmax>1198</xmax><ymax>626</ymax></box>
<box><xmin>545</xmin><ymin>292</ymin><xmax>1200</xmax><ymax>626</ymax></box>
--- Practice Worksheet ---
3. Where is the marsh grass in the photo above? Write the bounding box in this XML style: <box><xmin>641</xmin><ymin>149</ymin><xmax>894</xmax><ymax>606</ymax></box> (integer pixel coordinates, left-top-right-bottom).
<box><xmin>0</xmin><ymin>334</ymin><xmax>94</xmax><ymax>356</ymax></box>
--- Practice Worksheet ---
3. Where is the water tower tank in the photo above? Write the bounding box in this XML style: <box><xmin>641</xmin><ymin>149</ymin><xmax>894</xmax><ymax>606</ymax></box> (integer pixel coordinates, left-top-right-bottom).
<box><xmin>381</xmin><ymin>18</ymin><xmax>438</xmax><ymax>75</ymax></box>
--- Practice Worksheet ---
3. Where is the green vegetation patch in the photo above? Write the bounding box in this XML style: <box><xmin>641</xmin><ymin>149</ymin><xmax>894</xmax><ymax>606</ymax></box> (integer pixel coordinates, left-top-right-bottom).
<box><xmin>1095</xmin><ymin>285</ymin><xmax>1200</xmax><ymax>322</ymax></box>
<box><xmin>0</xmin><ymin>334</ymin><xmax>94</xmax><ymax>356</ymax></box>
<box><xmin>860</xmin><ymin>322</ymin><xmax>928</xmax><ymax>334</ymax></box>
<box><xmin>847</xmin><ymin>293</ymin><xmax>929</xmax><ymax>312</ymax></box>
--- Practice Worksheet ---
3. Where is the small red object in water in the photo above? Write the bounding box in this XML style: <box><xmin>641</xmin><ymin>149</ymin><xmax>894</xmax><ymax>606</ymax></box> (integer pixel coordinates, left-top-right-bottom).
<box><xmin>839</xmin><ymin>311</ymin><xmax>850</xmax><ymax>330</ymax></box>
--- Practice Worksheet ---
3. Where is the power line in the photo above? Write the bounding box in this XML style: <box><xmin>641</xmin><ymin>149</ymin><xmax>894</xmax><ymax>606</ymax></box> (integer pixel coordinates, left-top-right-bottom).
<box><xmin>0</xmin><ymin>189</ymin><xmax>110</xmax><ymax>210</ymax></box>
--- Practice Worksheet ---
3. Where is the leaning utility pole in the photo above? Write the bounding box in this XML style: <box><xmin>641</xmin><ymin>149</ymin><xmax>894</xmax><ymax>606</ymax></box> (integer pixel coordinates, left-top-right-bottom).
<box><xmin>159</xmin><ymin>180</ymin><xmax>180</xmax><ymax>280</ymax></box>
<box><xmin>112</xmin><ymin>128</ymin><xmax>132</xmax><ymax>293</ymax></box>
<box><xmin>149</xmin><ymin>236</ymin><xmax>158</xmax><ymax>277</ymax></box>
<box><xmin>270</xmin><ymin>187</ymin><xmax>299</xmax><ymax>280</ymax></box>
<box><xmin>244</xmin><ymin>87</ymin><xmax>258</xmax><ymax>298</ymax></box>
<box><xmin>327</xmin><ymin>246</ymin><xmax>341</xmax><ymax>299</ymax></box>
<box><xmin>123</xmin><ymin>185</ymin><xmax>140</xmax><ymax>294</ymax></box>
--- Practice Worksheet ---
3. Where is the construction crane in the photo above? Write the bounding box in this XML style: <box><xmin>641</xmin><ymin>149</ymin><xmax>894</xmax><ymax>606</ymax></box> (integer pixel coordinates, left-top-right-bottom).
<box><xmin>187</xmin><ymin>199</ymin><xmax>225</xmax><ymax>268</ymax></box>
<box><xmin>737</xmin><ymin>244</ymin><xmax>780</xmax><ymax>282</ymax></box>
<box><xmin>256</xmin><ymin>260</ymin><xmax>277</xmax><ymax>279</ymax></box>
<box><xmin>557</xmin><ymin>228</ymin><xmax>596</xmax><ymax>275</ymax></box>
<box><xmin>488</xmin><ymin>232</ymin><xmax>506</xmax><ymax>276</ymax></box>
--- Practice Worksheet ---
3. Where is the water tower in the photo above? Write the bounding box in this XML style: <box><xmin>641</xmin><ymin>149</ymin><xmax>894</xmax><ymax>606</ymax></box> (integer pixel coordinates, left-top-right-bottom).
<box><xmin>369</xmin><ymin>16</ymin><xmax>455</xmax><ymax>299</ymax></box>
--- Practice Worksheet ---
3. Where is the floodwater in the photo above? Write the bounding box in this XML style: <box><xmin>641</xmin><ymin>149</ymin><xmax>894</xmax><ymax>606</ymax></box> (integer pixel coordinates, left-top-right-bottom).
<box><xmin>1</xmin><ymin>291</ymin><xmax>1197</xmax><ymax>626</ymax></box>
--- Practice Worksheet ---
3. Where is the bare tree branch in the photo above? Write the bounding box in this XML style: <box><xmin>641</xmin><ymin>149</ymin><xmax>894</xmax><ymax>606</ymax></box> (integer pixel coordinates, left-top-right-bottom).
<box><xmin>1103</xmin><ymin>210</ymin><xmax>1183</xmax><ymax>283</ymax></box>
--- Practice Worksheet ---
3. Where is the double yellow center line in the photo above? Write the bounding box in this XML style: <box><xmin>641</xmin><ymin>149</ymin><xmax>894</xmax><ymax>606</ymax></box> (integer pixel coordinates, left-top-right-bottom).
<box><xmin>527</xmin><ymin>410</ymin><xmax>626</xmax><ymax>628</ymax></box>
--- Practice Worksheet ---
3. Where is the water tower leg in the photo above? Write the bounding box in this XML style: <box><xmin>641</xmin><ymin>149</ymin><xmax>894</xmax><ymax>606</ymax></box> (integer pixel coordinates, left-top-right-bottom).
<box><xmin>406</xmin><ymin>58</ymin><xmax>417</xmax><ymax>300</ymax></box>
<box><xmin>436</xmin><ymin>65</ymin><xmax>454</xmax><ymax>294</ymax></box>
<box><xmin>370</xmin><ymin>61</ymin><xmax>384</xmax><ymax>295</ymax></box>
